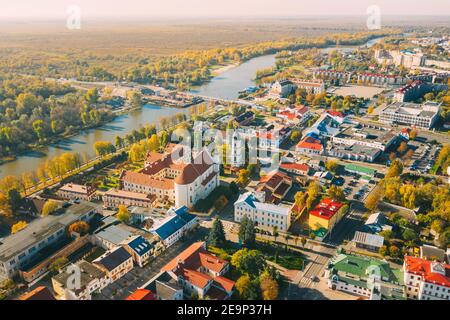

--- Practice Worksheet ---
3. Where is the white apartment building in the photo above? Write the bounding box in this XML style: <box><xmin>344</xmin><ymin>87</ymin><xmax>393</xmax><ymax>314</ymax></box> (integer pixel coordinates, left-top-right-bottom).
<box><xmin>403</xmin><ymin>256</ymin><xmax>450</xmax><ymax>300</ymax></box>
<box><xmin>234</xmin><ymin>192</ymin><xmax>292</xmax><ymax>232</ymax></box>
<box><xmin>379</xmin><ymin>101</ymin><xmax>441</xmax><ymax>129</ymax></box>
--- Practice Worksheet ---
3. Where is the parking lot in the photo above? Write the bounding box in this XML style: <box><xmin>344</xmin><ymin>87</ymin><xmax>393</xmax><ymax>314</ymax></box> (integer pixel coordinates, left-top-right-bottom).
<box><xmin>333</xmin><ymin>171</ymin><xmax>376</xmax><ymax>202</ymax></box>
<box><xmin>408</xmin><ymin>142</ymin><xmax>440</xmax><ymax>174</ymax></box>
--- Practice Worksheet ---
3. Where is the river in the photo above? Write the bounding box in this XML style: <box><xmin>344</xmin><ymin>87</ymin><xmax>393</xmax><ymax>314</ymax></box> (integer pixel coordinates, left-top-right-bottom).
<box><xmin>0</xmin><ymin>54</ymin><xmax>277</xmax><ymax>179</ymax></box>
<box><xmin>0</xmin><ymin>37</ymin><xmax>383</xmax><ymax>179</ymax></box>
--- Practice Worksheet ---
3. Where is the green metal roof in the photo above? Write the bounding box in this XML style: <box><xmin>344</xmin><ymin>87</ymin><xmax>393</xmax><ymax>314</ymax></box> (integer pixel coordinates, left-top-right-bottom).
<box><xmin>344</xmin><ymin>164</ymin><xmax>376</xmax><ymax>176</ymax></box>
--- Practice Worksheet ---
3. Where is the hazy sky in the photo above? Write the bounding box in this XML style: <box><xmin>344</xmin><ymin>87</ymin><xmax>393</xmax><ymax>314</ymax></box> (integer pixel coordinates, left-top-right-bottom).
<box><xmin>1</xmin><ymin>0</ymin><xmax>449</xmax><ymax>19</ymax></box>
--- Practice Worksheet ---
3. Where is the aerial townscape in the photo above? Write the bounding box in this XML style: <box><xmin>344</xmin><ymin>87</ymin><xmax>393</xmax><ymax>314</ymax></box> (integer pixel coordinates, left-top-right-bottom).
<box><xmin>0</xmin><ymin>1</ymin><xmax>450</xmax><ymax>306</ymax></box>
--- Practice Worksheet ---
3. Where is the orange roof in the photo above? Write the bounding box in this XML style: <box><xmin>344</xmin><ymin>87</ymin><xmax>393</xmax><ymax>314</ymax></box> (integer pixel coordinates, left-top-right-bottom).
<box><xmin>404</xmin><ymin>256</ymin><xmax>450</xmax><ymax>288</ymax></box>
<box><xmin>126</xmin><ymin>289</ymin><xmax>157</xmax><ymax>300</ymax></box>
<box><xmin>296</xmin><ymin>137</ymin><xmax>323</xmax><ymax>151</ymax></box>
<box><xmin>280</xmin><ymin>162</ymin><xmax>309</xmax><ymax>172</ymax></box>
<box><xmin>163</xmin><ymin>242</ymin><xmax>205</xmax><ymax>272</ymax></box>
<box><xmin>214</xmin><ymin>276</ymin><xmax>235</xmax><ymax>292</ymax></box>
<box><xmin>198</xmin><ymin>252</ymin><xmax>228</xmax><ymax>273</ymax></box>
<box><xmin>120</xmin><ymin>170</ymin><xmax>174</xmax><ymax>189</ymax></box>
<box><xmin>19</xmin><ymin>286</ymin><xmax>55</xmax><ymax>300</ymax></box>
<box><xmin>174</xmin><ymin>150</ymin><xmax>215</xmax><ymax>185</ymax></box>
<box><xmin>181</xmin><ymin>269</ymin><xmax>213</xmax><ymax>289</ymax></box>
<box><xmin>309</xmin><ymin>198</ymin><xmax>344</xmax><ymax>221</ymax></box>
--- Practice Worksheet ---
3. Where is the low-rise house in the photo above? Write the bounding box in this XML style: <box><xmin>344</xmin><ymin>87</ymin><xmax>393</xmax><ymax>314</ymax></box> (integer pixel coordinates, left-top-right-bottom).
<box><xmin>161</xmin><ymin>242</ymin><xmax>234</xmax><ymax>300</ymax></box>
<box><xmin>326</xmin><ymin>251</ymin><xmax>405</xmax><ymax>300</ymax></box>
<box><xmin>93</xmin><ymin>246</ymin><xmax>133</xmax><ymax>282</ymax></box>
<box><xmin>126</xmin><ymin>288</ymin><xmax>157</xmax><ymax>300</ymax></box>
<box><xmin>255</xmin><ymin>171</ymin><xmax>292</xmax><ymax>204</ymax></box>
<box><xmin>234</xmin><ymin>192</ymin><xmax>292</xmax><ymax>232</ymax></box>
<box><xmin>362</xmin><ymin>212</ymin><xmax>391</xmax><ymax>234</ymax></box>
<box><xmin>352</xmin><ymin>231</ymin><xmax>384</xmax><ymax>252</ymax></box>
<box><xmin>296</xmin><ymin>136</ymin><xmax>323</xmax><ymax>155</ymax></box>
<box><xmin>123</xmin><ymin>235</ymin><xmax>155</xmax><ymax>267</ymax></box>
<box><xmin>276</xmin><ymin>105</ymin><xmax>311</xmax><ymax>124</ymax></box>
<box><xmin>18</xmin><ymin>286</ymin><xmax>56</xmax><ymax>300</ymax></box>
<box><xmin>142</xmin><ymin>271</ymin><xmax>184</xmax><ymax>300</ymax></box>
<box><xmin>257</xmin><ymin>126</ymin><xmax>291</xmax><ymax>150</ymax></box>
<box><xmin>403</xmin><ymin>256</ymin><xmax>450</xmax><ymax>300</ymax></box>
<box><xmin>308</xmin><ymin>198</ymin><xmax>346</xmax><ymax>236</ymax></box>
<box><xmin>151</xmin><ymin>206</ymin><xmax>198</xmax><ymax>248</ymax></box>
<box><xmin>57</xmin><ymin>184</ymin><xmax>97</xmax><ymax>201</ymax></box>
<box><xmin>94</xmin><ymin>224</ymin><xmax>134</xmax><ymax>250</ymax></box>
<box><xmin>103</xmin><ymin>189</ymin><xmax>156</xmax><ymax>209</ymax></box>
<box><xmin>280</xmin><ymin>162</ymin><xmax>310</xmax><ymax>176</ymax></box>
<box><xmin>51</xmin><ymin>260</ymin><xmax>110</xmax><ymax>300</ymax></box>
<box><xmin>17</xmin><ymin>197</ymin><xmax>49</xmax><ymax>217</ymax></box>
<box><xmin>233</xmin><ymin>111</ymin><xmax>255</xmax><ymax>127</ymax></box>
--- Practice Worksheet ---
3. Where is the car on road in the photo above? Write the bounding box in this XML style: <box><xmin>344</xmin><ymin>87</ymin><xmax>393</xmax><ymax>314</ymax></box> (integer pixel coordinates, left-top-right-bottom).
<box><xmin>310</xmin><ymin>275</ymin><xmax>319</xmax><ymax>282</ymax></box>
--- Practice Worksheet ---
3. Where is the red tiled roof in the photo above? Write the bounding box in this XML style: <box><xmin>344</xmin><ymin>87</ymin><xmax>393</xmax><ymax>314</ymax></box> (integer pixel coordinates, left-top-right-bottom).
<box><xmin>280</xmin><ymin>162</ymin><xmax>309</xmax><ymax>173</ymax></box>
<box><xmin>198</xmin><ymin>252</ymin><xmax>228</xmax><ymax>273</ymax></box>
<box><xmin>309</xmin><ymin>198</ymin><xmax>344</xmax><ymax>221</ymax></box>
<box><xmin>404</xmin><ymin>256</ymin><xmax>450</xmax><ymax>288</ymax></box>
<box><xmin>19</xmin><ymin>286</ymin><xmax>55</xmax><ymax>300</ymax></box>
<box><xmin>326</xmin><ymin>110</ymin><xmax>344</xmax><ymax>118</ymax></box>
<box><xmin>126</xmin><ymin>289</ymin><xmax>157</xmax><ymax>300</ymax></box>
<box><xmin>296</xmin><ymin>137</ymin><xmax>323</xmax><ymax>151</ymax></box>
<box><xmin>181</xmin><ymin>269</ymin><xmax>213</xmax><ymax>289</ymax></box>
<box><xmin>214</xmin><ymin>276</ymin><xmax>235</xmax><ymax>292</ymax></box>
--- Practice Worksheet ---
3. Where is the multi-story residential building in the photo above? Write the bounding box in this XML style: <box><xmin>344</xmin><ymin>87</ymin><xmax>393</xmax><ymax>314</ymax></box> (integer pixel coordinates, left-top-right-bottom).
<box><xmin>18</xmin><ymin>286</ymin><xmax>56</xmax><ymax>300</ymax></box>
<box><xmin>151</xmin><ymin>206</ymin><xmax>198</xmax><ymax>248</ymax></box>
<box><xmin>51</xmin><ymin>260</ymin><xmax>110</xmax><ymax>300</ymax></box>
<box><xmin>142</xmin><ymin>271</ymin><xmax>184</xmax><ymax>300</ymax></box>
<box><xmin>313</xmin><ymin>69</ymin><xmax>352</xmax><ymax>83</ymax></box>
<box><xmin>0</xmin><ymin>201</ymin><xmax>100</xmax><ymax>281</ymax></box>
<box><xmin>57</xmin><ymin>184</ymin><xmax>97</xmax><ymax>201</ymax></box>
<box><xmin>122</xmin><ymin>235</ymin><xmax>155</xmax><ymax>267</ymax></box>
<box><xmin>93</xmin><ymin>246</ymin><xmax>133</xmax><ymax>282</ymax></box>
<box><xmin>234</xmin><ymin>192</ymin><xmax>292</xmax><ymax>232</ymax></box>
<box><xmin>394</xmin><ymin>80</ymin><xmax>427</xmax><ymax>102</ymax></box>
<box><xmin>233</xmin><ymin>111</ymin><xmax>255</xmax><ymax>127</ymax></box>
<box><xmin>403</xmin><ymin>256</ymin><xmax>450</xmax><ymax>300</ymax></box>
<box><xmin>374</xmin><ymin>49</ymin><xmax>426</xmax><ymax>69</ymax></box>
<box><xmin>161</xmin><ymin>242</ymin><xmax>235</xmax><ymax>300</ymax></box>
<box><xmin>379</xmin><ymin>101</ymin><xmax>441</xmax><ymax>129</ymax></box>
<box><xmin>357</xmin><ymin>73</ymin><xmax>406</xmax><ymax>86</ymax></box>
<box><xmin>102</xmin><ymin>189</ymin><xmax>156</xmax><ymax>209</ymax></box>
<box><xmin>121</xmin><ymin>146</ymin><xmax>220</xmax><ymax>208</ymax></box>
<box><xmin>325</xmin><ymin>251</ymin><xmax>405</xmax><ymax>300</ymax></box>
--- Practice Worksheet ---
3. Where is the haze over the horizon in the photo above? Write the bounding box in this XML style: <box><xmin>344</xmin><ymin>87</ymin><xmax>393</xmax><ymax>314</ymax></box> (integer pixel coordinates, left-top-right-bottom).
<box><xmin>1</xmin><ymin>0</ymin><xmax>450</xmax><ymax>19</ymax></box>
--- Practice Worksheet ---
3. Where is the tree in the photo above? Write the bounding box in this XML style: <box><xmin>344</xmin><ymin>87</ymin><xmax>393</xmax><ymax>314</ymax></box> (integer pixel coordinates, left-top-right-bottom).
<box><xmin>386</xmin><ymin>159</ymin><xmax>403</xmax><ymax>178</ymax></box>
<box><xmin>272</xmin><ymin>226</ymin><xmax>279</xmax><ymax>242</ymax></box>
<box><xmin>379</xmin><ymin>245</ymin><xmax>388</xmax><ymax>257</ymax></box>
<box><xmin>389</xmin><ymin>245</ymin><xmax>401</xmax><ymax>258</ymax></box>
<box><xmin>11</xmin><ymin>221</ymin><xmax>28</xmax><ymax>234</ymax></box>
<box><xmin>207</xmin><ymin>217</ymin><xmax>227</xmax><ymax>247</ymax></box>
<box><xmin>231</xmin><ymin>249</ymin><xmax>266</xmax><ymax>275</ymax></box>
<box><xmin>93</xmin><ymin>141</ymin><xmax>116</xmax><ymax>156</ymax></box>
<box><xmin>290</xmin><ymin>131</ymin><xmax>301</xmax><ymax>143</ymax></box>
<box><xmin>237</xmin><ymin>169</ymin><xmax>250</xmax><ymax>185</ymax></box>
<box><xmin>294</xmin><ymin>191</ymin><xmax>307</xmax><ymax>208</ymax></box>
<box><xmin>117</xmin><ymin>205</ymin><xmax>131</xmax><ymax>223</ymax></box>
<box><xmin>325</xmin><ymin>160</ymin><xmax>339</xmax><ymax>173</ymax></box>
<box><xmin>328</xmin><ymin>185</ymin><xmax>345</xmax><ymax>201</ymax></box>
<box><xmin>49</xmin><ymin>257</ymin><xmax>69</xmax><ymax>274</ymax></box>
<box><xmin>42</xmin><ymin>200</ymin><xmax>59</xmax><ymax>217</ymax></box>
<box><xmin>0</xmin><ymin>193</ymin><xmax>12</xmax><ymax>217</ymax></box>
<box><xmin>85</xmin><ymin>88</ymin><xmax>100</xmax><ymax>104</ymax></box>
<box><xmin>397</xmin><ymin>141</ymin><xmax>408</xmax><ymax>155</ymax></box>
<box><xmin>365</xmin><ymin>187</ymin><xmax>383</xmax><ymax>212</ymax></box>
<box><xmin>235</xmin><ymin>274</ymin><xmax>252</xmax><ymax>299</ymax></box>
<box><xmin>259</xmin><ymin>270</ymin><xmax>279</xmax><ymax>300</ymax></box>
<box><xmin>238</xmin><ymin>215</ymin><xmax>248</xmax><ymax>243</ymax></box>
<box><xmin>244</xmin><ymin>218</ymin><xmax>256</xmax><ymax>247</ymax></box>
<box><xmin>300</xmin><ymin>237</ymin><xmax>307</xmax><ymax>248</ymax></box>
<box><xmin>68</xmin><ymin>221</ymin><xmax>90</xmax><ymax>235</ymax></box>
<box><xmin>402</xmin><ymin>228</ymin><xmax>418</xmax><ymax>242</ymax></box>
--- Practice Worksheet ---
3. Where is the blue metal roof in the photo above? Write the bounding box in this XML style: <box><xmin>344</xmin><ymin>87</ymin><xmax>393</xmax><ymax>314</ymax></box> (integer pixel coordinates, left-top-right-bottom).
<box><xmin>127</xmin><ymin>236</ymin><xmax>153</xmax><ymax>257</ymax></box>
<box><xmin>153</xmin><ymin>207</ymin><xmax>197</xmax><ymax>240</ymax></box>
